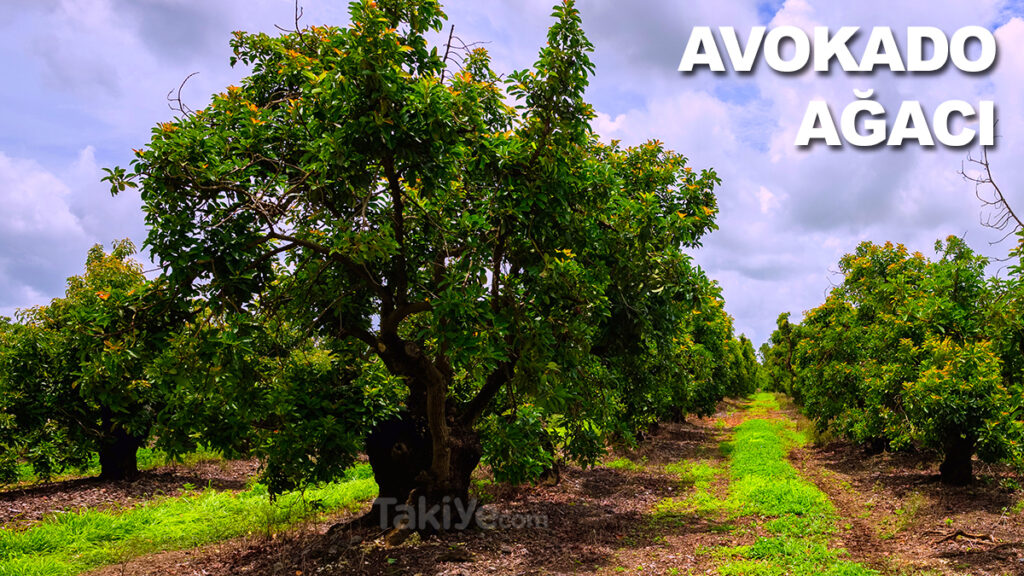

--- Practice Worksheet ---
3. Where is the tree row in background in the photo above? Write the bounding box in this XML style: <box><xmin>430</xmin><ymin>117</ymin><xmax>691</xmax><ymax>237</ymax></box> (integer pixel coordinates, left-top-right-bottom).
<box><xmin>0</xmin><ymin>0</ymin><xmax>758</xmax><ymax>534</ymax></box>
<box><xmin>762</xmin><ymin>234</ymin><xmax>1024</xmax><ymax>484</ymax></box>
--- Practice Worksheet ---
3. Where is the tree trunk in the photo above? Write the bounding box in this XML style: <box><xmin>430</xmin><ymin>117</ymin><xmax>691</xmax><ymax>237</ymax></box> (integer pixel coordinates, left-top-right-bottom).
<box><xmin>98</xmin><ymin>427</ymin><xmax>143</xmax><ymax>481</ymax></box>
<box><xmin>364</xmin><ymin>414</ymin><xmax>481</xmax><ymax>534</ymax></box>
<box><xmin>862</xmin><ymin>437</ymin><xmax>887</xmax><ymax>455</ymax></box>
<box><xmin>939</xmin><ymin>433</ymin><xmax>975</xmax><ymax>486</ymax></box>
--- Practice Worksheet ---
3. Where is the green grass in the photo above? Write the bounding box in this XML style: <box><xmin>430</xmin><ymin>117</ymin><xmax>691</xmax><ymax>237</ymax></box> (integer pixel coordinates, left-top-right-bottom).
<box><xmin>605</xmin><ymin>457</ymin><xmax>645</xmax><ymax>472</ymax></box>
<box><xmin>654</xmin><ymin>461</ymin><xmax>731</xmax><ymax>522</ymax></box>
<box><xmin>726</xmin><ymin>419</ymin><xmax>831</xmax><ymax>520</ymax></box>
<box><xmin>664</xmin><ymin>461</ymin><xmax>719</xmax><ymax>486</ymax></box>
<box><xmin>0</xmin><ymin>465</ymin><xmax>377</xmax><ymax>576</ymax></box>
<box><xmin>746</xmin><ymin>392</ymin><xmax>781</xmax><ymax>414</ymax></box>
<box><xmin>716</xmin><ymin>538</ymin><xmax>875</xmax><ymax>576</ymax></box>
<box><xmin>708</xmin><ymin>397</ymin><xmax>878</xmax><ymax>576</ymax></box>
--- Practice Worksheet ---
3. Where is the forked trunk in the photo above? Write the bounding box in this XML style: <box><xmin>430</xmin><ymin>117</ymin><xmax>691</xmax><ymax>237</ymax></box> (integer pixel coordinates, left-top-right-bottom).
<box><xmin>364</xmin><ymin>414</ymin><xmax>482</xmax><ymax>535</ymax></box>
<box><xmin>354</xmin><ymin>340</ymin><xmax>499</xmax><ymax>538</ymax></box>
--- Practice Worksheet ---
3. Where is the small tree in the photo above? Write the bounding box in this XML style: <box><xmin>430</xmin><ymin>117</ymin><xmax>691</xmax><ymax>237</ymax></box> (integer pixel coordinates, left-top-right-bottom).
<box><xmin>106</xmin><ymin>0</ymin><xmax>724</xmax><ymax>527</ymax></box>
<box><xmin>0</xmin><ymin>241</ymin><xmax>186</xmax><ymax>480</ymax></box>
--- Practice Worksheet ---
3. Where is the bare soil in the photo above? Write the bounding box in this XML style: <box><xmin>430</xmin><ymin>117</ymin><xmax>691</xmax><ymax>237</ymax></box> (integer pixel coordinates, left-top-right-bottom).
<box><xmin>794</xmin><ymin>440</ymin><xmax>1024</xmax><ymax>575</ymax></box>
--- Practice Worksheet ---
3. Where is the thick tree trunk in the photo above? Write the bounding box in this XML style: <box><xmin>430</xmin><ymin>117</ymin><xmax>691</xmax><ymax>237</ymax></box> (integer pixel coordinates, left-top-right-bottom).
<box><xmin>862</xmin><ymin>437</ymin><xmax>887</xmax><ymax>455</ymax></box>
<box><xmin>356</xmin><ymin>338</ymin><xmax>505</xmax><ymax>538</ymax></box>
<box><xmin>364</xmin><ymin>414</ymin><xmax>481</xmax><ymax>534</ymax></box>
<box><xmin>939</xmin><ymin>433</ymin><xmax>975</xmax><ymax>486</ymax></box>
<box><xmin>98</xmin><ymin>427</ymin><xmax>143</xmax><ymax>481</ymax></box>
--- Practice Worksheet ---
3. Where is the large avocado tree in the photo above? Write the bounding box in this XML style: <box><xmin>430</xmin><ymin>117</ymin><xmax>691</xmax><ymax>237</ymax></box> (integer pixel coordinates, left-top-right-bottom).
<box><xmin>106</xmin><ymin>0</ymin><xmax>722</xmax><ymax>526</ymax></box>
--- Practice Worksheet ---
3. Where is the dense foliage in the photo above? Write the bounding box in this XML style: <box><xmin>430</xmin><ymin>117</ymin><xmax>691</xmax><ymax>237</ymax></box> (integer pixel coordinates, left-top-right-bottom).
<box><xmin>99</xmin><ymin>0</ymin><xmax>748</xmax><ymax>513</ymax></box>
<box><xmin>763</xmin><ymin>235</ymin><xmax>1024</xmax><ymax>484</ymax></box>
<box><xmin>0</xmin><ymin>241</ymin><xmax>187</xmax><ymax>480</ymax></box>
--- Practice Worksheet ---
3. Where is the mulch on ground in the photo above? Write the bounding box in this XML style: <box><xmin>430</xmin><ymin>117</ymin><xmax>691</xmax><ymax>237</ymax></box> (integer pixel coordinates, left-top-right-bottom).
<box><xmin>84</xmin><ymin>418</ymin><xmax>727</xmax><ymax>576</ymax></box>
<box><xmin>794</xmin><ymin>438</ymin><xmax>1024</xmax><ymax>576</ymax></box>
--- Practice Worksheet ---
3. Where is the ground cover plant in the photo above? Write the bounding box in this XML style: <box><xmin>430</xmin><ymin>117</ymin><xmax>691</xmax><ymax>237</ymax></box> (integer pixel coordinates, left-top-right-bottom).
<box><xmin>0</xmin><ymin>466</ymin><xmax>376</xmax><ymax>576</ymax></box>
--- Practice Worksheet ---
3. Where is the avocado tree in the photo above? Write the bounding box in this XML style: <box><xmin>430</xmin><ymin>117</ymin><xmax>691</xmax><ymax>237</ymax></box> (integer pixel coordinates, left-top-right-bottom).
<box><xmin>0</xmin><ymin>241</ymin><xmax>187</xmax><ymax>480</ymax></box>
<box><xmin>106</xmin><ymin>0</ymin><xmax>723</xmax><ymax>526</ymax></box>
<box><xmin>759</xmin><ymin>312</ymin><xmax>798</xmax><ymax>397</ymax></box>
<box><xmin>773</xmin><ymin>237</ymin><xmax>1023</xmax><ymax>484</ymax></box>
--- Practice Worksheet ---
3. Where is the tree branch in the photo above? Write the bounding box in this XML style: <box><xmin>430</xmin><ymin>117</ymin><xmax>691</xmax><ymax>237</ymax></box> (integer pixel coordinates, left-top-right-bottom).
<box><xmin>961</xmin><ymin>145</ymin><xmax>1023</xmax><ymax>246</ymax></box>
<box><xmin>380</xmin><ymin>301</ymin><xmax>432</xmax><ymax>335</ymax></box>
<box><xmin>265</xmin><ymin>231</ymin><xmax>393</xmax><ymax>306</ymax></box>
<box><xmin>382</xmin><ymin>156</ymin><xmax>409</xmax><ymax>307</ymax></box>
<box><xmin>460</xmin><ymin>357</ymin><xmax>517</xmax><ymax>425</ymax></box>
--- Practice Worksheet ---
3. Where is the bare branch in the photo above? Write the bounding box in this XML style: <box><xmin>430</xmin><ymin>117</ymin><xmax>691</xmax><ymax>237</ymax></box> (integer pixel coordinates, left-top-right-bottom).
<box><xmin>275</xmin><ymin>0</ymin><xmax>304</xmax><ymax>37</ymax></box>
<box><xmin>167</xmin><ymin>72</ymin><xmax>199</xmax><ymax>117</ymax></box>
<box><xmin>439</xmin><ymin>26</ymin><xmax>492</xmax><ymax>83</ymax></box>
<box><xmin>960</xmin><ymin>132</ymin><xmax>1023</xmax><ymax>246</ymax></box>
<box><xmin>439</xmin><ymin>25</ymin><xmax>456</xmax><ymax>84</ymax></box>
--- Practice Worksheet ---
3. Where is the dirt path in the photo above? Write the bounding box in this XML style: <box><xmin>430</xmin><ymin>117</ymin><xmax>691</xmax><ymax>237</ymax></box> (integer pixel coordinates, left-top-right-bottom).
<box><xmin>45</xmin><ymin>395</ymin><xmax>1024</xmax><ymax>575</ymax></box>
<box><xmin>792</xmin><ymin>433</ymin><xmax>1024</xmax><ymax>575</ymax></box>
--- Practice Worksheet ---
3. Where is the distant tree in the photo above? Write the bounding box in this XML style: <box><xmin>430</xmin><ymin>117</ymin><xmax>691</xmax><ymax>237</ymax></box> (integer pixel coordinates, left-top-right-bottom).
<box><xmin>760</xmin><ymin>312</ymin><xmax>798</xmax><ymax>397</ymax></box>
<box><xmin>0</xmin><ymin>241</ymin><xmax>186</xmax><ymax>481</ymax></box>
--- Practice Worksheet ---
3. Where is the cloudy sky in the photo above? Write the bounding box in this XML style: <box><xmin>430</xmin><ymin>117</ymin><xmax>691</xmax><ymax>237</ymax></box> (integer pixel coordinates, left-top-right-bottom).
<box><xmin>2</xmin><ymin>0</ymin><xmax>1023</xmax><ymax>345</ymax></box>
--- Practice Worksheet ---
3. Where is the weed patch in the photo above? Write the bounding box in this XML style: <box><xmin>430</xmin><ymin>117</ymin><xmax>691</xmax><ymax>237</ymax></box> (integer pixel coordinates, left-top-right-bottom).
<box><xmin>605</xmin><ymin>457</ymin><xmax>644</xmax><ymax>472</ymax></box>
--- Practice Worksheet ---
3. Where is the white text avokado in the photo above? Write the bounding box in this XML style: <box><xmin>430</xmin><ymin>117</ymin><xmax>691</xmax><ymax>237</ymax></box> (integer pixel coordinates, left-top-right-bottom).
<box><xmin>678</xmin><ymin>26</ymin><xmax>996</xmax><ymax>147</ymax></box>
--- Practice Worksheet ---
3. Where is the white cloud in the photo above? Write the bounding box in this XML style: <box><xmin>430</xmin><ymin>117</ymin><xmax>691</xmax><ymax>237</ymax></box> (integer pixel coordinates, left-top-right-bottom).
<box><xmin>0</xmin><ymin>151</ymin><xmax>89</xmax><ymax>315</ymax></box>
<box><xmin>756</xmin><ymin>186</ymin><xmax>781</xmax><ymax>214</ymax></box>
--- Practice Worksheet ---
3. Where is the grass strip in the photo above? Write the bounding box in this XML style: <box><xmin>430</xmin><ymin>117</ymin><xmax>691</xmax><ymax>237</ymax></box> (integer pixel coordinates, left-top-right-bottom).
<box><xmin>0</xmin><ymin>465</ymin><xmax>377</xmax><ymax>576</ymax></box>
<box><xmin>714</xmin><ymin>393</ymin><xmax>878</xmax><ymax>575</ymax></box>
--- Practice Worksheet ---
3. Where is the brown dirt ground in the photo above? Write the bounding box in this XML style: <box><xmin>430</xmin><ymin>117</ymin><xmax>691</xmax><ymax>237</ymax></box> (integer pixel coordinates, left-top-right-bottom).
<box><xmin>794</xmin><ymin>440</ymin><xmax>1024</xmax><ymax>575</ymax></box>
<box><xmin>12</xmin><ymin>398</ymin><xmax>1024</xmax><ymax>576</ymax></box>
<box><xmin>83</xmin><ymin>418</ymin><xmax>731</xmax><ymax>576</ymax></box>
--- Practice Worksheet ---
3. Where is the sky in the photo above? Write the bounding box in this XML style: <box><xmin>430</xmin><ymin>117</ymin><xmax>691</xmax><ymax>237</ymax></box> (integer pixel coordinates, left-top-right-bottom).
<box><xmin>2</xmin><ymin>0</ymin><xmax>1024</xmax><ymax>346</ymax></box>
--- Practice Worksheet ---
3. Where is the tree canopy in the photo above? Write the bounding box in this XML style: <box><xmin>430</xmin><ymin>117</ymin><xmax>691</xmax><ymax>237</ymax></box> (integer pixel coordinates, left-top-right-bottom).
<box><xmin>764</xmin><ymin>236</ymin><xmax>1024</xmax><ymax>484</ymax></box>
<box><xmin>0</xmin><ymin>241</ymin><xmax>187</xmax><ymax>480</ymax></box>
<box><xmin>104</xmin><ymin>0</ymin><xmax>738</xmax><ymax>525</ymax></box>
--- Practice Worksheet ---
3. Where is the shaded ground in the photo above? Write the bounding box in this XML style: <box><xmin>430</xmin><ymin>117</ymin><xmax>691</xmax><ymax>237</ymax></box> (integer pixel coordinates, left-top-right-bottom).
<box><xmin>0</xmin><ymin>458</ymin><xmax>258</xmax><ymax>529</ymax></box>
<box><xmin>83</xmin><ymin>418</ymin><xmax>728</xmax><ymax>576</ymax></box>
